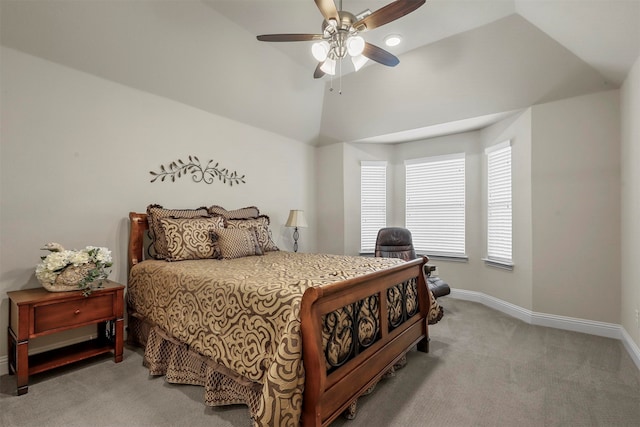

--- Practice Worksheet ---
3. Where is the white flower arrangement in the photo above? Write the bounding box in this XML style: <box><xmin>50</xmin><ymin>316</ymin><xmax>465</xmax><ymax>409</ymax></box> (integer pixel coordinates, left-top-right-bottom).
<box><xmin>36</xmin><ymin>243</ymin><xmax>113</xmax><ymax>295</ymax></box>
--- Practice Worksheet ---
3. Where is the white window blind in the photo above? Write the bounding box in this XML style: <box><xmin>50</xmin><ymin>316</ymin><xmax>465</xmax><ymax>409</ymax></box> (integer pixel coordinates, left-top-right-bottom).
<box><xmin>486</xmin><ymin>141</ymin><xmax>512</xmax><ymax>263</ymax></box>
<box><xmin>360</xmin><ymin>161</ymin><xmax>387</xmax><ymax>252</ymax></box>
<box><xmin>405</xmin><ymin>153</ymin><xmax>465</xmax><ymax>257</ymax></box>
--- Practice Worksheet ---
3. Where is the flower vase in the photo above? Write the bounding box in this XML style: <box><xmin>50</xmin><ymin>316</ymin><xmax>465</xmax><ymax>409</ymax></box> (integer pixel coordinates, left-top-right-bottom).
<box><xmin>41</xmin><ymin>263</ymin><xmax>96</xmax><ymax>293</ymax></box>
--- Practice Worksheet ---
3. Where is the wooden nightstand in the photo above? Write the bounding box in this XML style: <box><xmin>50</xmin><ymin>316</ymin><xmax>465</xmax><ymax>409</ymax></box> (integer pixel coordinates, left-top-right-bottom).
<box><xmin>7</xmin><ymin>280</ymin><xmax>124</xmax><ymax>395</ymax></box>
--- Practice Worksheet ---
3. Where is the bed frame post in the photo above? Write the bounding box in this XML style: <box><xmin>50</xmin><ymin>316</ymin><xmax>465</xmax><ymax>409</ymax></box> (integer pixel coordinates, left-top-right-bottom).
<box><xmin>416</xmin><ymin>255</ymin><xmax>431</xmax><ymax>353</ymax></box>
<box><xmin>128</xmin><ymin>212</ymin><xmax>147</xmax><ymax>274</ymax></box>
<box><xmin>300</xmin><ymin>287</ymin><xmax>325</xmax><ymax>427</ymax></box>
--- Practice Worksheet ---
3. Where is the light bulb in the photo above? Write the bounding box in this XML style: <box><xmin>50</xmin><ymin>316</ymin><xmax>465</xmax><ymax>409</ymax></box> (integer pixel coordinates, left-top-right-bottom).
<box><xmin>311</xmin><ymin>41</ymin><xmax>330</xmax><ymax>62</ymax></box>
<box><xmin>347</xmin><ymin>36</ymin><xmax>365</xmax><ymax>57</ymax></box>
<box><xmin>384</xmin><ymin>34</ymin><xmax>402</xmax><ymax>47</ymax></box>
<box><xmin>351</xmin><ymin>55</ymin><xmax>368</xmax><ymax>72</ymax></box>
<box><xmin>320</xmin><ymin>57</ymin><xmax>336</xmax><ymax>76</ymax></box>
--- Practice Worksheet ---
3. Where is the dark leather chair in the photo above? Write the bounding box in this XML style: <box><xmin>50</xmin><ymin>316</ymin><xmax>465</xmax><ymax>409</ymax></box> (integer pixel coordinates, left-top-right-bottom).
<box><xmin>374</xmin><ymin>227</ymin><xmax>451</xmax><ymax>298</ymax></box>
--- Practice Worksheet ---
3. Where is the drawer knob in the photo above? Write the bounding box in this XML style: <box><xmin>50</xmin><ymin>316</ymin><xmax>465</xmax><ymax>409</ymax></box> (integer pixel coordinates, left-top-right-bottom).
<box><xmin>74</xmin><ymin>309</ymin><xmax>80</xmax><ymax>315</ymax></box>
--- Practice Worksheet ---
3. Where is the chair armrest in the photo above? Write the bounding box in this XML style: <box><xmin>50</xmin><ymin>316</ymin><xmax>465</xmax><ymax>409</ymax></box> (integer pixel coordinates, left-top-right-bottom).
<box><xmin>424</xmin><ymin>264</ymin><xmax>436</xmax><ymax>277</ymax></box>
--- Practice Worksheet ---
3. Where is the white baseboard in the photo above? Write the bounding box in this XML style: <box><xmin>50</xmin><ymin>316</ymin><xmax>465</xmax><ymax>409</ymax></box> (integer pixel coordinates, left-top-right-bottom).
<box><xmin>449</xmin><ymin>288</ymin><xmax>640</xmax><ymax>371</ymax></box>
<box><xmin>0</xmin><ymin>355</ymin><xmax>7</xmax><ymax>376</ymax></box>
<box><xmin>621</xmin><ymin>327</ymin><xmax>640</xmax><ymax>371</ymax></box>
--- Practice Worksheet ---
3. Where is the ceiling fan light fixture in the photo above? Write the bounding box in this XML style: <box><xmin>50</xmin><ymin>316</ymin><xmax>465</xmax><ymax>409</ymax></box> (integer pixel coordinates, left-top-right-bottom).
<box><xmin>384</xmin><ymin>34</ymin><xmax>402</xmax><ymax>47</ymax></box>
<box><xmin>351</xmin><ymin>54</ymin><xmax>368</xmax><ymax>72</ymax></box>
<box><xmin>311</xmin><ymin>41</ymin><xmax>330</xmax><ymax>61</ymax></box>
<box><xmin>346</xmin><ymin>35</ymin><xmax>365</xmax><ymax>57</ymax></box>
<box><xmin>320</xmin><ymin>57</ymin><xmax>336</xmax><ymax>75</ymax></box>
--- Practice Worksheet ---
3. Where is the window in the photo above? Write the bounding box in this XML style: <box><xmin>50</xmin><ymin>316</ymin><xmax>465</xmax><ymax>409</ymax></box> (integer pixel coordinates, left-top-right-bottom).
<box><xmin>486</xmin><ymin>141</ymin><xmax>512</xmax><ymax>265</ymax></box>
<box><xmin>405</xmin><ymin>154</ymin><xmax>465</xmax><ymax>257</ymax></box>
<box><xmin>360</xmin><ymin>161</ymin><xmax>387</xmax><ymax>253</ymax></box>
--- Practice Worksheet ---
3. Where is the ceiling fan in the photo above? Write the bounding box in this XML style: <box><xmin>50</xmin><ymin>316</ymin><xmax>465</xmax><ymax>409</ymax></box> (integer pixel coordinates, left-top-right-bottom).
<box><xmin>257</xmin><ymin>0</ymin><xmax>426</xmax><ymax>79</ymax></box>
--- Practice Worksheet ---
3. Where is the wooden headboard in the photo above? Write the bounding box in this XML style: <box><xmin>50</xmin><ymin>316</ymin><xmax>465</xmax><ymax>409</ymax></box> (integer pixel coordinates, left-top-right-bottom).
<box><xmin>128</xmin><ymin>212</ymin><xmax>148</xmax><ymax>274</ymax></box>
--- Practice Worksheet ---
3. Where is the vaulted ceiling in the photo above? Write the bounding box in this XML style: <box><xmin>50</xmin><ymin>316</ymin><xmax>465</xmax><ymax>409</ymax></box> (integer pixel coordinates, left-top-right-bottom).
<box><xmin>1</xmin><ymin>1</ymin><xmax>639</xmax><ymax>145</ymax></box>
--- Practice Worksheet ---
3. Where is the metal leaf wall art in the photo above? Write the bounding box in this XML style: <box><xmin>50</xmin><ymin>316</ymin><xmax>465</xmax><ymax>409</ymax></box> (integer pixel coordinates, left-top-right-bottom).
<box><xmin>150</xmin><ymin>155</ymin><xmax>246</xmax><ymax>186</ymax></box>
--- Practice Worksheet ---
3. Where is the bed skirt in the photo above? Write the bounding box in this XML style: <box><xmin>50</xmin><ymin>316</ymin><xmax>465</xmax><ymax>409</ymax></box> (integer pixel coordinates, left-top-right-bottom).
<box><xmin>127</xmin><ymin>312</ymin><xmax>409</xmax><ymax>424</ymax></box>
<box><xmin>129</xmin><ymin>313</ymin><xmax>263</xmax><ymax>418</ymax></box>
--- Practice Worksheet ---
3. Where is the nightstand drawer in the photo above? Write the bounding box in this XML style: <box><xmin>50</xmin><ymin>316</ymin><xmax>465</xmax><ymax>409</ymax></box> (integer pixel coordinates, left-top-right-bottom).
<box><xmin>33</xmin><ymin>294</ymin><xmax>114</xmax><ymax>334</ymax></box>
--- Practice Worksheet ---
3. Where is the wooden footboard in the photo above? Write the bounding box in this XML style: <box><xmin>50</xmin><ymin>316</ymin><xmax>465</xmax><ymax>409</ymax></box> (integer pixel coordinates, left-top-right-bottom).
<box><xmin>127</xmin><ymin>212</ymin><xmax>429</xmax><ymax>426</ymax></box>
<box><xmin>299</xmin><ymin>257</ymin><xmax>429</xmax><ymax>426</ymax></box>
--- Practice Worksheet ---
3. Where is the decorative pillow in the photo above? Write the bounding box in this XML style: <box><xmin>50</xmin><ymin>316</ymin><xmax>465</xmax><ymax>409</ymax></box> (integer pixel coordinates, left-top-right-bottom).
<box><xmin>146</xmin><ymin>204</ymin><xmax>209</xmax><ymax>259</ymax></box>
<box><xmin>226</xmin><ymin>215</ymin><xmax>279</xmax><ymax>252</ymax></box>
<box><xmin>208</xmin><ymin>205</ymin><xmax>260</xmax><ymax>219</ymax></box>
<box><xmin>160</xmin><ymin>216</ymin><xmax>226</xmax><ymax>261</ymax></box>
<box><xmin>214</xmin><ymin>227</ymin><xmax>263</xmax><ymax>259</ymax></box>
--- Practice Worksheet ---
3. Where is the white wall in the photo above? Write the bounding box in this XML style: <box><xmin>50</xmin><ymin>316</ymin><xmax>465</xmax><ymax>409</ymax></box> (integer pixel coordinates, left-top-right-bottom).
<box><xmin>531</xmin><ymin>90</ymin><xmax>621</xmax><ymax>323</ymax></box>
<box><xmin>621</xmin><ymin>57</ymin><xmax>640</xmax><ymax>348</ymax></box>
<box><xmin>0</xmin><ymin>47</ymin><xmax>317</xmax><ymax>360</ymax></box>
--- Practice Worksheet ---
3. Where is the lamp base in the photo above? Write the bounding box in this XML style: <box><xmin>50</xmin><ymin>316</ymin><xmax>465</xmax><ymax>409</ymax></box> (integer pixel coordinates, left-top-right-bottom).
<box><xmin>293</xmin><ymin>227</ymin><xmax>299</xmax><ymax>253</ymax></box>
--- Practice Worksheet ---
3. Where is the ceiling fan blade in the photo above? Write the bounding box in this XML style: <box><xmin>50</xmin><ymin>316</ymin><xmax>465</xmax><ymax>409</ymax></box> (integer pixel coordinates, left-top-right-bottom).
<box><xmin>257</xmin><ymin>34</ymin><xmax>323</xmax><ymax>42</ymax></box>
<box><xmin>354</xmin><ymin>0</ymin><xmax>426</xmax><ymax>31</ymax></box>
<box><xmin>314</xmin><ymin>0</ymin><xmax>339</xmax><ymax>22</ymax></box>
<box><xmin>314</xmin><ymin>63</ymin><xmax>326</xmax><ymax>79</ymax></box>
<box><xmin>363</xmin><ymin>42</ymin><xmax>400</xmax><ymax>67</ymax></box>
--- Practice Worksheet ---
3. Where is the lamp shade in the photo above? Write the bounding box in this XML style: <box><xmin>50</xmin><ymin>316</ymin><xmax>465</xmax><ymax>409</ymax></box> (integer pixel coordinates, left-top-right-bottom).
<box><xmin>351</xmin><ymin>54</ymin><xmax>368</xmax><ymax>71</ymax></box>
<box><xmin>311</xmin><ymin>41</ymin><xmax>330</xmax><ymax>62</ymax></box>
<box><xmin>347</xmin><ymin>36</ymin><xmax>365</xmax><ymax>57</ymax></box>
<box><xmin>285</xmin><ymin>210</ymin><xmax>308</xmax><ymax>228</ymax></box>
<box><xmin>320</xmin><ymin>57</ymin><xmax>336</xmax><ymax>76</ymax></box>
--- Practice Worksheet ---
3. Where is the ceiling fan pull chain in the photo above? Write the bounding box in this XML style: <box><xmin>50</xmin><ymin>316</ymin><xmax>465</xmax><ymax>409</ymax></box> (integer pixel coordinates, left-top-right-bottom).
<box><xmin>339</xmin><ymin>58</ymin><xmax>343</xmax><ymax>95</ymax></box>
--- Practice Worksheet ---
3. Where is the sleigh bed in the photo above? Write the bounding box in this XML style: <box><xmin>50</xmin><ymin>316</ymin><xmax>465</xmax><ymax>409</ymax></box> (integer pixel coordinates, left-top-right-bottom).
<box><xmin>126</xmin><ymin>210</ymin><xmax>432</xmax><ymax>426</ymax></box>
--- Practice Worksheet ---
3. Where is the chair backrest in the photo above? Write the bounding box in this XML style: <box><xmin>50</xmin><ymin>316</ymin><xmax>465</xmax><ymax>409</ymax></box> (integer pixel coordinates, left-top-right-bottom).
<box><xmin>374</xmin><ymin>227</ymin><xmax>417</xmax><ymax>261</ymax></box>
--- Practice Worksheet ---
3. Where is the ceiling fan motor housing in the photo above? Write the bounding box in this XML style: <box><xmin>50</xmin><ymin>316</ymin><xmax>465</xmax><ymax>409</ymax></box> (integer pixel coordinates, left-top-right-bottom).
<box><xmin>322</xmin><ymin>11</ymin><xmax>358</xmax><ymax>59</ymax></box>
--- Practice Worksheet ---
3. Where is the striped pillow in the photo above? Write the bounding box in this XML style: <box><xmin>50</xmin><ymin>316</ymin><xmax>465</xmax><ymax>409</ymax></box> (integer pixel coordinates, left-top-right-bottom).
<box><xmin>226</xmin><ymin>215</ymin><xmax>279</xmax><ymax>252</ymax></box>
<box><xmin>208</xmin><ymin>205</ymin><xmax>260</xmax><ymax>219</ymax></box>
<box><xmin>214</xmin><ymin>228</ymin><xmax>263</xmax><ymax>259</ymax></box>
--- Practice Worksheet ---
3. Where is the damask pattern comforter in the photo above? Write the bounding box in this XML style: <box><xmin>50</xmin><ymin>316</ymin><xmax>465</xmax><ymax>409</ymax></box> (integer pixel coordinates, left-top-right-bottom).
<box><xmin>127</xmin><ymin>251</ymin><xmax>405</xmax><ymax>426</ymax></box>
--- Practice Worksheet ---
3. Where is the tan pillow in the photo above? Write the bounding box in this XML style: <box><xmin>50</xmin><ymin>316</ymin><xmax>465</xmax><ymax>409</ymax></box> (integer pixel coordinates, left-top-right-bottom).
<box><xmin>160</xmin><ymin>216</ymin><xmax>226</xmax><ymax>261</ymax></box>
<box><xmin>226</xmin><ymin>215</ymin><xmax>279</xmax><ymax>252</ymax></box>
<box><xmin>146</xmin><ymin>204</ymin><xmax>209</xmax><ymax>259</ymax></box>
<box><xmin>214</xmin><ymin>228</ymin><xmax>263</xmax><ymax>259</ymax></box>
<box><xmin>208</xmin><ymin>205</ymin><xmax>260</xmax><ymax>219</ymax></box>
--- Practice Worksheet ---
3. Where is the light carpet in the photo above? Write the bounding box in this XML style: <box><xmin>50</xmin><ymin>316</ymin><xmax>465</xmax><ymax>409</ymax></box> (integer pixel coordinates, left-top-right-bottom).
<box><xmin>2</xmin><ymin>298</ymin><xmax>639</xmax><ymax>427</ymax></box>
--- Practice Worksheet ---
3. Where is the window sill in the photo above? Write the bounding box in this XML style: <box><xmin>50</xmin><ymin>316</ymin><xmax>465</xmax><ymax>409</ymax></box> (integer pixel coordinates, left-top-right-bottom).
<box><xmin>482</xmin><ymin>258</ymin><xmax>514</xmax><ymax>270</ymax></box>
<box><xmin>419</xmin><ymin>254</ymin><xmax>468</xmax><ymax>263</ymax></box>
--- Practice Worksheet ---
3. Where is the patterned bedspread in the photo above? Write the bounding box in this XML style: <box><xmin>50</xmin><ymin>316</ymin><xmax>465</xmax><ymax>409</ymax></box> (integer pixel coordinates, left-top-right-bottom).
<box><xmin>127</xmin><ymin>251</ymin><xmax>404</xmax><ymax>426</ymax></box>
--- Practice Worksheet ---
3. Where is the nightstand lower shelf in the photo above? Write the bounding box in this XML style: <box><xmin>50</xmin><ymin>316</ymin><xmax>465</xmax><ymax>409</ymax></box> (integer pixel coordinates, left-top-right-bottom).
<box><xmin>27</xmin><ymin>338</ymin><xmax>116</xmax><ymax>376</ymax></box>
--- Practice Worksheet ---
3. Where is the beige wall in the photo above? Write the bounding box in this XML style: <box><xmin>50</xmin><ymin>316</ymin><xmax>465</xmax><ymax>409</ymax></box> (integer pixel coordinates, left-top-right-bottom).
<box><xmin>343</xmin><ymin>143</ymin><xmax>395</xmax><ymax>256</ymax></box>
<box><xmin>531</xmin><ymin>90</ymin><xmax>621</xmax><ymax>323</ymax></box>
<box><xmin>479</xmin><ymin>110</ymin><xmax>534</xmax><ymax>311</ymax></box>
<box><xmin>325</xmin><ymin>90</ymin><xmax>620</xmax><ymax>325</ymax></box>
<box><xmin>316</xmin><ymin>143</ymin><xmax>345</xmax><ymax>255</ymax></box>
<box><xmin>0</xmin><ymin>47</ymin><xmax>317</xmax><ymax>360</ymax></box>
<box><xmin>393</xmin><ymin>132</ymin><xmax>483</xmax><ymax>292</ymax></box>
<box><xmin>621</xmin><ymin>57</ymin><xmax>640</xmax><ymax>347</ymax></box>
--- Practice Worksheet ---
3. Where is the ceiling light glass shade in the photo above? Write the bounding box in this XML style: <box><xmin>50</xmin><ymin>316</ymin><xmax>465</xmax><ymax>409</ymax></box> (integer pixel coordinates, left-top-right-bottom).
<box><xmin>311</xmin><ymin>41</ymin><xmax>330</xmax><ymax>62</ymax></box>
<box><xmin>351</xmin><ymin>54</ymin><xmax>368</xmax><ymax>72</ymax></box>
<box><xmin>384</xmin><ymin>34</ymin><xmax>402</xmax><ymax>47</ymax></box>
<box><xmin>347</xmin><ymin>36</ymin><xmax>365</xmax><ymax>57</ymax></box>
<box><xmin>320</xmin><ymin>57</ymin><xmax>336</xmax><ymax>75</ymax></box>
